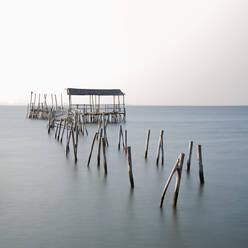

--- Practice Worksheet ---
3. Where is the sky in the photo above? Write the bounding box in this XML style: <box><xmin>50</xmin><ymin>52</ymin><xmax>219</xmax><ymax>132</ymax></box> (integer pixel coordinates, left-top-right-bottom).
<box><xmin>0</xmin><ymin>0</ymin><xmax>247</xmax><ymax>105</ymax></box>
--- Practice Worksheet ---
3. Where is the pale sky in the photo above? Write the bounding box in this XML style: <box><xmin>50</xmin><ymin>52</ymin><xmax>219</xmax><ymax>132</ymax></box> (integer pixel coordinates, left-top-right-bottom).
<box><xmin>0</xmin><ymin>0</ymin><xmax>247</xmax><ymax>105</ymax></box>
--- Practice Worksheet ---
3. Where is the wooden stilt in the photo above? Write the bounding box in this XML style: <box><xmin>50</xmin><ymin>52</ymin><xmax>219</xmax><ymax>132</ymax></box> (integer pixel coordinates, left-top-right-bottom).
<box><xmin>186</xmin><ymin>141</ymin><xmax>193</xmax><ymax>172</ymax></box>
<box><xmin>124</xmin><ymin>129</ymin><xmax>127</xmax><ymax>154</ymax></box>
<box><xmin>197</xmin><ymin>144</ymin><xmax>205</xmax><ymax>184</ymax></box>
<box><xmin>66</xmin><ymin>124</ymin><xmax>72</xmax><ymax>156</ymax></box>
<box><xmin>54</xmin><ymin>122</ymin><xmax>59</xmax><ymax>139</ymax></box>
<box><xmin>87</xmin><ymin>132</ymin><xmax>98</xmax><ymax>167</ymax></box>
<box><xmin>97</xmin><ymin>128</ymin><xmax>103</xmax><ymax>166</ymax></box>
<box><xmin>172</xmin><ymin>153</ymin><xmax>185</xmax><ymax>207</ymax></box>
<box><xmin>101</xmin><ymin>137</ymin><xmax>107</xmax><ymax>174</ymax></box>
<box><xmin>60</xmin><ymin>120</ymin><xmax>66</xmax><ymax>142</ymax></box>
<box><xmin>118</xmin><ymin>125</ymin><xmax>124</xmax><ymax>150</ymax></box>
<box><xmin>144</xmin><ymin>129</ymin><xmax>150</xmax><ymax>159</ymax></box>
<box><xmin>160</xmin><ymin>156</ymin><xmax>180</xmax><ymax>208</ymax></box>
<box><xmin>156</xmin><ymin>130</ymin><xmax>164</xmax><ymax>165</ymax></box>
<box><xmin>127</xmin><ymin>146</ymin><xmax>134</xmax><ymax>188</ymax></box>
<box><xmin>71</xmin><ymin>128</ymin><xmax>77</xmax><ymax>162</ymax></box>
<box><xmin>57</xmin><ymin>119</ymin><xmax>63</xmax><ymax>141</ymax></box>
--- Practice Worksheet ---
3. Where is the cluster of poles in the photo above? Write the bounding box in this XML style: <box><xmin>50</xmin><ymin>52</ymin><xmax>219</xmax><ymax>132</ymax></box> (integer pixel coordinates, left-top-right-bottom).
<box><xmin>27</xmin><ymin>91</ymin><xmax>64</xmax><ymax>120</ymax></box>
<box><xmin>47</xmin><ymin>115</ymin><xmax>205</xmax><ymax>209</ymax></box>
<box><xmin>144</xmin><ymin>130</ymin><xmax>205</xmax><ymax>207</ymax></box>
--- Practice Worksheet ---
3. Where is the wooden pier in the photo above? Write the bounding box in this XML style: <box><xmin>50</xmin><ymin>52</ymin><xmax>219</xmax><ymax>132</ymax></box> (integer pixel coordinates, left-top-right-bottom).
<box><xmin>67</xmin><ymin>88</ymin><xmax>126</xmax><ymax>123</ymax></box>
<box><xmin>27</xmin><ymin>88</ymin><xmax>126</xmax><ymax>123</ymax></box>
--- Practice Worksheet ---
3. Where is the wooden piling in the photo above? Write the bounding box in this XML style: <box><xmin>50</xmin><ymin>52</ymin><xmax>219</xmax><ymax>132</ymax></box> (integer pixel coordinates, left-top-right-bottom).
<box><xmin>87</xmin><ymin>132</ymin><xmax>98</xmax><ymax>167</ymax></box>
<box><xmin>71</xmin><ymin>128</ymin><xmax>77</xmax><ymax>162</ymax></box>
<box><xmin>66</xmin><ymin>125</ymin><xmax>72</xmax><ymax>156</ymax></box>
<box><xmin>101</xmin><ymin>137</ymin><xmax>107</xmax><ymax>174</ymax></box>
<box><xmin>197</xmin><ymin>144</ymin><xmax>205</xmax><ymax>184</ymax></box>
<box><xmin>127</xmin><ymin>146</ymin><xmax>134</xmax><ymax>188</ymax></box>
<box><xmin>124</xmin><ymin>129</ymin><xmax>127</xmax><ymax>154</ymax></box>
<box><xmin>172</xmin><ymin>153</ymin><xmax>185</xmax><ymax>207</ymax></box>
<box><xmin>118</xmin><ymin>125</ymin><xmax>124</xmax><ymax>150</ymax></box>
<box><xmin>97</xmin><ymin>128</ymin><xmax>103</xmax><ymax>166</ymax></box>
<box><xmin>186</xmin><ymin>141</ymin><xmax>193</xmax><ymax>172</ymax></box>
<box><xmin>54</xmin><ymin>122</ymin><xmax>59</xmax><ymax>139</ymax></box>
<box><xmin>60</xmin><ymin>120</ymin><xmax>66</xmax><ymax>143</ymax></box>
<box><xmin>144</xmin><ymin>129</ymin><xmax>150</xmax><ymax>159</ymax></box>
<box><xmin>156</xmin><ymin>130</ymin><xmax>164</xmax><ymax>165</ymax></box>
<box><xmin>57</xmin><ymin>119</ymin><xmax>63</xmax><ymax>141</ymax></box>
<box><xmin>160</xmin><ymin>156</ymin><xmax>180</xmax><ymax>208</ymax></box>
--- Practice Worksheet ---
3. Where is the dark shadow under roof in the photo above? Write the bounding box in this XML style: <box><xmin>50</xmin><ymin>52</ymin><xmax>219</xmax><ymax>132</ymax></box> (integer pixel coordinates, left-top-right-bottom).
<box><xmin>67</xmin><ymin>88</ymin><xmax>124</xmax><ymax>96</ymax></box>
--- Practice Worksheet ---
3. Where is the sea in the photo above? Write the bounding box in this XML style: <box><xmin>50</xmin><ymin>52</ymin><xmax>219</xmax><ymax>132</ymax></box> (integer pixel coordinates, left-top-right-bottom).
<box><xmin>0</xmin><ymin>106</ymin><xmax>247</xmax><ymax>248</ymax></box>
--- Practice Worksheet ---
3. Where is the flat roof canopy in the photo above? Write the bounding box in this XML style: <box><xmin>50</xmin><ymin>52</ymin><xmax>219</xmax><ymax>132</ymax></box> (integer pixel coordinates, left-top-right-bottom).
<box><xmin>67</xmin><ymin>88</ymin><xmax>124</xmax><ymax>96</ymax></box>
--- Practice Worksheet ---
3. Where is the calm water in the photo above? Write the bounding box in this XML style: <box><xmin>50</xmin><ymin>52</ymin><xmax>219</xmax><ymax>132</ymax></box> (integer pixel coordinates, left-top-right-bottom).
<box><xmin>0</xmin><ymin>106</ymin><xmax>248</xmax><ymax>248</ymax></box>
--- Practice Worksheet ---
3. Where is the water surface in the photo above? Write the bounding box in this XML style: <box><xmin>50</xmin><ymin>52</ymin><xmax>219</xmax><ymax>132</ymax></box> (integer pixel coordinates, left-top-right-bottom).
<box><xmin>0</xmin><ymin>106</ymin><xmax>247</xmax><ymax>248</ymax></box>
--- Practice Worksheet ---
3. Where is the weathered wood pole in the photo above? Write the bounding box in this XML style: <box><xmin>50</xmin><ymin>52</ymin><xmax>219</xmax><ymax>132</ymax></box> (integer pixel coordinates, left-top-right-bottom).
<box><xmin>118</xmin><ymin>125</ymin><xmax>124</xmax><ymax>150</ymax></box>
<box><xmin>97</xmin><ymin>128</ymin><xmax>103</xmax><ymax>166</ymax></box>
<box><xmin>54</xmin><ymin>122</ymin><xmax>59</xmax><ymax>139</ymax></box>
<box><xmin>127</xmin><ymin>146</ymin><xmax>134</xmax><ymax>188</ymax></box>
<box><xmin>160</xmin><ymin>155</ymin><xmax>180</xmax><ymax>208</ymax></box>
<box><xmin>71</xmin><ymin>128</ymin><xmax>77</xmax><ymax>162</ymax></box>
<box><xmin>57</xmin><ymin>119</ymin><xmax>63</xmax><ymax>141</ymax></box>
<box><xmin>101</xmin><ymin>137</ymin><xmax>107</xmax><ymax>175</ymax></box>
<box><xmin>60</xmin><ymin>120</ymin><xmax>66</xmax><ymax>142</ymax></box>
<box><xmin>197</xmin><ymin>144</ymin><xmax>205</xmax><ymax>184</ymax></box>
<box><xmin>48</xmin><ymin>119</ymin><xmax>51</xmax><ymax>134</ymax></box>
<box><xmin>186</xmin><ymin>141</ymin><xmax>193</xmax><ymax>172</ymax></box>
<box><xmin>144</xmin><ymin>129</ymin><xmax>151</xmax><ymax>159</ymax></box>
<box><xmin>66</xmin><ymin>125</ymin><xmax>72</xmax><ymax>156</ymax></box>
<box><xmin>156</xmin><ymin>130</ymin><xmax>164</xmax><ymax>165</ymax></box>
<box><xmin>124</xmin><ymin>129</ymin><xmax>127</xmax><ymax>154</ymax></box>
<box><xmin>102</xmin><ymin>118</ymin><xmax>109</xmax><ymax>146</ymax></box>
<box><xmin>172</xmin><ymin>153</ymin><xmax>185</xmax><ymax>207</ymax></box>
<box><xmin>87</xmin><ymin>132</ymin><xmax>98</xmax><ymax>167</ymax></box>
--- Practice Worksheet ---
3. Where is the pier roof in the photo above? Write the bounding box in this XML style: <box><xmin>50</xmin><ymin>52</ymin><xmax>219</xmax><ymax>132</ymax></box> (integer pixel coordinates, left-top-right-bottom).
<box><xmin>67</xmin><ymin>88</ymin><xmax>124</xmax><ymax>96</ymax></box>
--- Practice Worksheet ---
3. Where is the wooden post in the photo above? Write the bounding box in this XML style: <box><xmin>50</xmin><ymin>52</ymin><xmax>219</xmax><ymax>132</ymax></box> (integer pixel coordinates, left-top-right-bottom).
<box><xmin>124</xmin><ymin>129</ymin><xmax>127</xmax><ymax>154</ymax></box>
<box><xmin>118</xmin><ymin>125</ymin><xmax>124</xmax><ymax>150</ymax></box>
<box><xmin>60</xmin><ymin>120</ymin><xmax>66</xmax><ymax>142</ymax></box>
<box><xmin>144</xmin><ymin>129</ymin><xmax>150</xmax><ymax>159</ymax></box>
<box><xmin>97</xmin><ymin>128</ymin><xmax>103</xmax><ymax>166</ymax></box>
<box><xmin>44</xmin><ymin>94</ymin><xmax>47</xmax><ymax>109</ymax></box>
<box><xmin>48</xmin><ymin>119</ymin><xmax>51</xmax><ymax>134</ymax></box>
<box><xmin>51</xmin><ymin>94</ymin><xmax>54</xmax><ymax>110</ymax></box>
<box><xmin>197</xmin><ymin>144</ymin><xmax>205</xmax><ymax>184</ymax></box>
<box><xmin>71</xmin><ymin>128</ymin><xmax>77</xmax><ymax>162</ymax></box>
<box><xmin>102</xmin><ymin>118</ymin><xmax>109</xmax><ymax>146</ymax></box>
<box><xmin>101</xmin><ymin>137</ymin><xmax>107</xmax><ymax>175</ymax></box>
<box><xmin>127</xmin><ymin>146</ymin><xmax>134</xmax><ymax>188</ymax></box>
<box><xmin>160</xmin><ymin>155</ymin><xmax>181</xmax><ymax>208</ymax></box>
<box><xmin>54</xmin><ymin>121</ymin><xmax>59</xmax><ymax>139</ymax></box>
<box><xmin>156</xmin><ymin>130</ymin><xmax>164</xmax><ymax>165</ymax></box>
<box><xmin>66</xmin><ymin>124</ymin><xmax>72</xmax><ymax>156</ymax></box>
<box><xmin>69</xmin><ymin>95</ymin><xmax>72</xmax><ymax>111</ymax></box>
<box><xmin>186</xmin><ymin>141</ymin><xmax>193</xmax><ymax>172</ymax></box>
<box><xmin>172</xmin><ymin>153</ymin><xmax>185</xmax><ymax>207</ymax></box>
<box><xmin>87</xmin><ymin>132</ymin><xmax>98</xmax><ymax>167</ymax></box>
<box><xmin>57</xmin><ymin>119</ymin><xmax>63</xmax><ymax>140</ymax></box>
<box><xmin>29</xmin><ymin>91</ymin><xmax>33</xmax><ymax>109</ymax></box>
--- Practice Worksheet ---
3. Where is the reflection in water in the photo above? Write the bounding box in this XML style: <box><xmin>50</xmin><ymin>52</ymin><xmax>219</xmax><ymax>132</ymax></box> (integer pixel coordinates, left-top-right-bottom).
<box><xmin>198</xmin><ymin>184</ymin><xmax>205</xmax><ymax>197</ymax></box>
